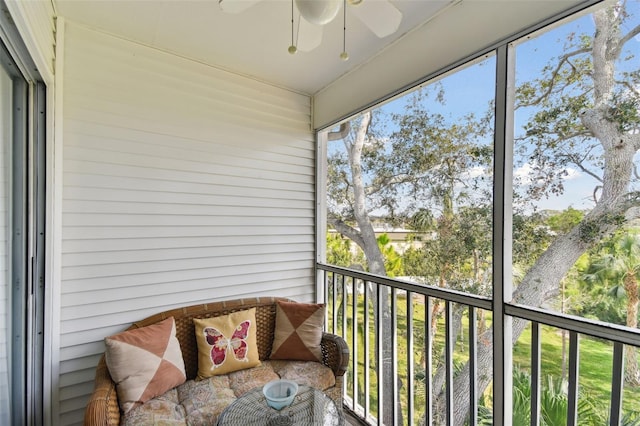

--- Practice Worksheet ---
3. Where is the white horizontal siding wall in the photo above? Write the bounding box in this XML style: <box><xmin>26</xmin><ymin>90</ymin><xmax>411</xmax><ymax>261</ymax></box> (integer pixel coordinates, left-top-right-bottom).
<box><xmin>57</xmin><ymin>23</ymin><xmax>315</xmax><ymax>425</ymax></box>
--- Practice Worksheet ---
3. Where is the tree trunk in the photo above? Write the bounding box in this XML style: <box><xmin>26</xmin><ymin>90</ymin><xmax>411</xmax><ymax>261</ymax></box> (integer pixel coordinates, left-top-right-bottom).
<box><xmin>447</xmin><ymin>199</ymin><xmax>638</xmax><ymax>425</ymax></box>
<box><xmin>443</xmin><ymin>7</ymin><xmax>640</xmax><ymax>424</ymax></box>
<box><xmin>339</xmin><ymin>111</ymin><xmax>401</xmax><ymax>425</ymax></box>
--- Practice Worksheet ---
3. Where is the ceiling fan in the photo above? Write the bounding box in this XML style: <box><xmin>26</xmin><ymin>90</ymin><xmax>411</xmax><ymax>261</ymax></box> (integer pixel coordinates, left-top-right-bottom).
<box><xmin>218</xmin><ymin>0</ymin><xmax>403</xmax><ymax>57</ymax></box>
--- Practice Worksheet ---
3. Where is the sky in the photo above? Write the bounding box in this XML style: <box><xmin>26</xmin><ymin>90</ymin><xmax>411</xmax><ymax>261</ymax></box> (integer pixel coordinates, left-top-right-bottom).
<box><xmin>327</xmin><ymin>1</ymin><xmax>640</xmax><ymax>215</ymax></box>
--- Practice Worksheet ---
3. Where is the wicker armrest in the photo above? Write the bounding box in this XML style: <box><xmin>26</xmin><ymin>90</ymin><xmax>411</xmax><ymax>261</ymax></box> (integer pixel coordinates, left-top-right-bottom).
<box><xmin>83</xmin><ymin>356</ymin><xmax>120</xmax><ymax>426</ymax></box>
<box><xmin>320</xmin><ymin>332</ymin><xmax>349</xmax><ymax>377</ymax></box>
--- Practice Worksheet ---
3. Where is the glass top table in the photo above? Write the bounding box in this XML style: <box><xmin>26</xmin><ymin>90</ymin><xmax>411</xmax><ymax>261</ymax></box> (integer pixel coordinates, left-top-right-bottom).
<box><xmin>216</xmin><ymin>384</ymin><xmax>344</xmax><ymax>426</ymax></box>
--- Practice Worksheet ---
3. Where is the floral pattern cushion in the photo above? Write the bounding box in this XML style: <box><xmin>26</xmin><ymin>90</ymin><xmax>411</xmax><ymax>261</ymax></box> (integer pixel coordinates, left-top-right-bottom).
<box><xmin>178</xmin><ymin>375</ymin><xmax>236</xmax><ymax>418</ymax></box>
<box><xmin>121</xmin><ymin>388</ymin><xmax>186</xmax><ymax>426</ymax></box>
<box><xmin>178</xmin><ymin>375</ymin><xmax>237</xmax><ymax>425</ymax></box>
<box><xmin>121</xmin><ymin>360</ymin><xmax>335</xmax><ymax>426</ymax></box>
<box><xmin>270</xmin><ymin>360</ymin><xmax>336</xmax><ymax>391</ymax></box>
<box><xmin>227</xmin><ymin>362</ymin><xmax>280</xmax><ymax>397</ymax></box>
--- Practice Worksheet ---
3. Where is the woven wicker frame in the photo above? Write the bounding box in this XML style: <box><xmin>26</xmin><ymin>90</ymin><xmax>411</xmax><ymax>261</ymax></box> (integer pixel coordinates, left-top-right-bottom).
<box><xmin>83</xmin><ymin>297</ymin><xmax>349</xmax><ymax>426</ymax></box>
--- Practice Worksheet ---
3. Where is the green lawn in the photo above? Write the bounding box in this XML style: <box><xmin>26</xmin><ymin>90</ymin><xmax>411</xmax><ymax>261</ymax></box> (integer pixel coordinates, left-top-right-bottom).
<box><xmin>513</xmin><ymin>323</ymin><xmax>640</xmax><ymax>417</ymax></box>
<box><xmin>328</xmin><ymin>292</ymin><xmax>640</xmax><ymax>424</ymax></box>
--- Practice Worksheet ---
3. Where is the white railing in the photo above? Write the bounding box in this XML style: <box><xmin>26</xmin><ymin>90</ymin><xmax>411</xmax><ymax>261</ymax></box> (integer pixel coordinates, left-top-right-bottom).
<box><xmin>317</xmin><ymin>263</ymin><xmax>640</xmax><ymax>426</ymax></box>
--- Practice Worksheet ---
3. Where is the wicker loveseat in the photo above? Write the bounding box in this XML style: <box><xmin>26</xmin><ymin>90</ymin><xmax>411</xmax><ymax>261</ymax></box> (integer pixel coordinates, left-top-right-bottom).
<box><xmin>83</xmin><ymin>297</ymin><xmax>349</xmax><ymax>425</ymax></box>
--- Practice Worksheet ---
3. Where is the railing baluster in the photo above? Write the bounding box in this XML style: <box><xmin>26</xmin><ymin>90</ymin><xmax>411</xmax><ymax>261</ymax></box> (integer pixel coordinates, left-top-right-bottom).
<box><xmin>424</xmin><ymin>296</ymin><xmax>433</xmax><ymax>425</ymax></box>
<box><xmin>425</xmin><ymin>296</ymin><xmax>433</xmax><ymax>426</ymax></box>
<box><xmin>341</xmin><ymin>274</ymin><xmax>348</xmax><ymax>407</ymax></box>
<box><xmin>391</xmin><ymin>288</ymin><xmax>398</xmax><ymax>426</ymax></box>
<box><xmin>352</xmin><ymin>278</ymin><xmax>358</xmax><ymax>416</ymax></box>
<box><xmin>530</xmin><ymin>322</ymin><xmax>541</xmax><ymax>426</ymax></box>
<box><xmin>567</xmin><ymin>331</ymin><xmax>579</xmax><ymax>426</ymax></box>
<box><xmin>332</xmin><ymin>272</ymin><xmax>337</xmax><ymax>334</ymax></box>
<box><xmin>377</xmin><ymin>284</ymin><xmax>383</xmax><ymax>425</ymax></box>
<box><xmin>407</xmin><ymin>292</ymin><xmax>414</xmax><ymax>426</ymax></box>
<box><xmin>446</xmin><ymin>301</ymin><xmax>453</xmax><ymax>426</ymax></box>
<box><xmin>609</xmin><ymin>342</ymin><xmax>624</xmax><ymax>426</ymax></box>
<box><xmin>342</xmin><ymin>275</ymin><xmax>348</xmax><ymax>352</ymax></box>
<box><xmin>468</xmin><ymin>306</ymin><xmax>477</xmax><ymax>426</ymax></box>
<box><xmin>324</xmin><ymin>271</ymin><xmax>329</xmax><ymax>331</ymax></box>
<box><xmin>364</xmin><ymin>281</ymin><xmax>370</xmax><ymax>420</ymax></box>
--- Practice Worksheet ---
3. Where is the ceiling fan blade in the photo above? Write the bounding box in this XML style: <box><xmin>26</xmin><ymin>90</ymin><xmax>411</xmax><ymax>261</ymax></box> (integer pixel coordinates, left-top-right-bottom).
<box><xmin>296</xmin><ymin>17</ymin><xmax>323</xmax><ymax>52</ymax></box>
<box><xmin>350</xmin><ymin>0</ymin><xmax>402</xmax><ymax>38</ymax></box>
<box><xmin>218</xmin><ymin>0</ymin><xmax>262</xmax><ymax>14</ymax></box>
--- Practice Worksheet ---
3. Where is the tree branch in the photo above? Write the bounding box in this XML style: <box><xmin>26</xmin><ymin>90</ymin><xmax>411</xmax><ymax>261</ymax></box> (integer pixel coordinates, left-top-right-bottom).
<box><xmin>518</xmin><ymin>47</ymin><xmax>591</xmax><ymax>107</ymax></box>
<box><xmin>618</xmin><ymin>80</ymin><xmax>640</xmax><ymax>98</ymax></box>
<box><xmin>593</xmin><ymin>185</ymin><xmax>602</xmax><ymax>203</ymax></box>
<box><xmin>617</xmin><ymin>23</ymin><xmax>640</xmax><ymax>53</ymax></box>
<box><xmin>629</xmin><ymin>131</ymin><xmax>640</xmax><ymax>152</ymax></box>
<box><xmin>567</xmin><ymin>153</ymin><xmax>604</xmax><ymax>183</ymax></box>
<box><xmin>367</xmin><ymin>173</ymin><xmax>419</xmax><ymax>197</ymax></box>
<box><xmin>328</xmin><ymin>122</ymin><xmax>350</xmax><ymax>141</ymax></box>
<box><xmin>327</xmin><ymin>217</ymin><xmax>365</xmax><ymax>249</ymax></box>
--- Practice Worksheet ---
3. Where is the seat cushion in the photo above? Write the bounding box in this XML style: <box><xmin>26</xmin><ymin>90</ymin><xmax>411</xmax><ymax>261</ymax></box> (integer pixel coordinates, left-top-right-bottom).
<box><xmin>178</xmin><ymin>376</ymin><xmax>237</xmax><ymax>426</ymax></box>
<box><xmin>121</xmin><ymin>388</ymin><xmax>185</xmax><ymax>425</ymax></box>
<box><xmin>269</xmin><ymin>360</ymin><xmax>336</xmax><ymax>391</ymax></box>
<box><xmin>121</xmin><ymin>361</ymin><xmax>336</xmax><ymax>426</ymax></box>
<box><xmin>227</xmin><ymin>363</ymin><xmax>279</xmax><ymax>397</ymax></box>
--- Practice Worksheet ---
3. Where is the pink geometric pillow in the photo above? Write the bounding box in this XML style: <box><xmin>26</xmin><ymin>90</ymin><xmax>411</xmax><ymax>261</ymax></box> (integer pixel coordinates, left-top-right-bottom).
<box><xmin>104</xmin><ymin>316</ymin><xmax>186</xmax><ymax>413</ymax></box>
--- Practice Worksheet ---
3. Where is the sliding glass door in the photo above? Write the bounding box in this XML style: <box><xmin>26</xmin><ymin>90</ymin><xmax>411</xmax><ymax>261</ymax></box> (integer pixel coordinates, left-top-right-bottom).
<box><xmin>0</xmin><ymin>32</ymin><xmax>46</xmax><ymax>426</ymax></box>
<box><xmin>0</xmin><ymin>41</ymin><xmax>15</xmax><ymax>425</ymax></box>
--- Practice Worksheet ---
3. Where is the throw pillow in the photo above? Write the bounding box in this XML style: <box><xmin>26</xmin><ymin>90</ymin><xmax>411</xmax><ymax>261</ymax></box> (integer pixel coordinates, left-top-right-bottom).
<box><xmin>194</xmin><ymin>308</ymin><xmax>260</xmax><ymax>379</ymax></box>
<box><xmin>104</xmin><ymin>316</ymin><xmax>186</xmax><ymax>413</ymax></box>
<box><xmin>270</xmin><ymin>300</ymin><xmax>325</xmax><ymax>362</ymax></box>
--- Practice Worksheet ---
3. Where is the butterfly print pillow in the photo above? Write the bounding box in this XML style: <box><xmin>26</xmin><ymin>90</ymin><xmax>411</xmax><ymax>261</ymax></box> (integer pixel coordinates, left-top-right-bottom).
<box><xmin>204</xmin><ymin>320</ymin><xmax>250</xmax><ymax>368</ymax></box>
<box><xmin>194</xmin><ymin>308</ymin><xmax>261</xmax><ymax>379</ymax></box>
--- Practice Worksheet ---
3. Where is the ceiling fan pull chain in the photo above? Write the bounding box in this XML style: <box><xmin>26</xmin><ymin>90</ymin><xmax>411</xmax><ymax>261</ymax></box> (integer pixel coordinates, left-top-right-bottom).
<box><xmin>288</xmin><ymin>0</ymin><xmax>297</xmax><ymax>55</ymax></box>
<box><xmin>340</xmin><ymin>0</ymin><xmax>349</xmax><ymax>61</ymax></box>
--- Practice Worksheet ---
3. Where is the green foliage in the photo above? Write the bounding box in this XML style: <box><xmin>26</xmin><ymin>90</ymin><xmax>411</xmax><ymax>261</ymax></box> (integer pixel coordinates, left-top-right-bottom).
<box><xmin>402</xmin><ymin>246</ymin><xmax>437</xmax><ymax>280</ymax></box>
<box><xmin>606</xmin><ymin>94</ymin><xmax>640</xmax><ymax>132</ymax></box>
<box><xmin>512</xmin><ymin>212</ymin><xmax>554</xmax><ymax>274</ymax></box>
<box><xmin>326</xmin><ymin>232</ymin><xmax>364</xmax><ymax>268</ymax></box>
<box><xmin>377</xmin><ymin>233</ymin><xmax>404</xmax><ymax>277</ymax></box>
<box><xmin>478</xmin><ymin>369</ymin><xmax>606</xmax><ymax>425</ymax></box>
<box><xmin>579</xmin><ymin>214</ymin><xmax>627</xmax><ymax>244</ymax></box>
<box><xmin>409</xmin><ymin>208</ymin><xmax>434</xmax><ymax>232</ymax></box>
<box><xmin>327</xmin><ymin>82</ymin><xmax>493</xmax><ymax>233</ymax></box>
<box><xmin>578</xmin><ymin>230</ymin><xmax>640</xmax><ymax>326</ymax></box>
<box><xmin>547</xmin><ymin>207</ymin><xmax>584</xmax><ymax>234</ymax></box>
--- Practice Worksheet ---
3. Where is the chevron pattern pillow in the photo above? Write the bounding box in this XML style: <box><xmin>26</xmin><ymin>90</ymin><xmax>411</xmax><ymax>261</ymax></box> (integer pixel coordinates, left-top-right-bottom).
<box><xmin>270</xmin><ymin>300</ymin><xmax>325</xmax><ymax>362</ymax></box>
<box><xmin>104</xmin><ymin>316</ymin><xmax>186</xmax><ymax>413</ymax></box>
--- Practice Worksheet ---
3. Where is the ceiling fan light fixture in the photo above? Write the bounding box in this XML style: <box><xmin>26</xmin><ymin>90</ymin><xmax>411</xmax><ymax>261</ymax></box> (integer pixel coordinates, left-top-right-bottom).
<box><xmin>295</xmin><ymin>0</ymin><xmax>341</xmax><ymax>25</ymax></box>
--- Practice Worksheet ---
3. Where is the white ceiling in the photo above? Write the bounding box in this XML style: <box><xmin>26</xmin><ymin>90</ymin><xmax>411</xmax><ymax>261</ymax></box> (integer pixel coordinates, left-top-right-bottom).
<box><xmin>53</xmin><ymin>0</ymin><xmax>455</xmax><ymax>95</ymax></box>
